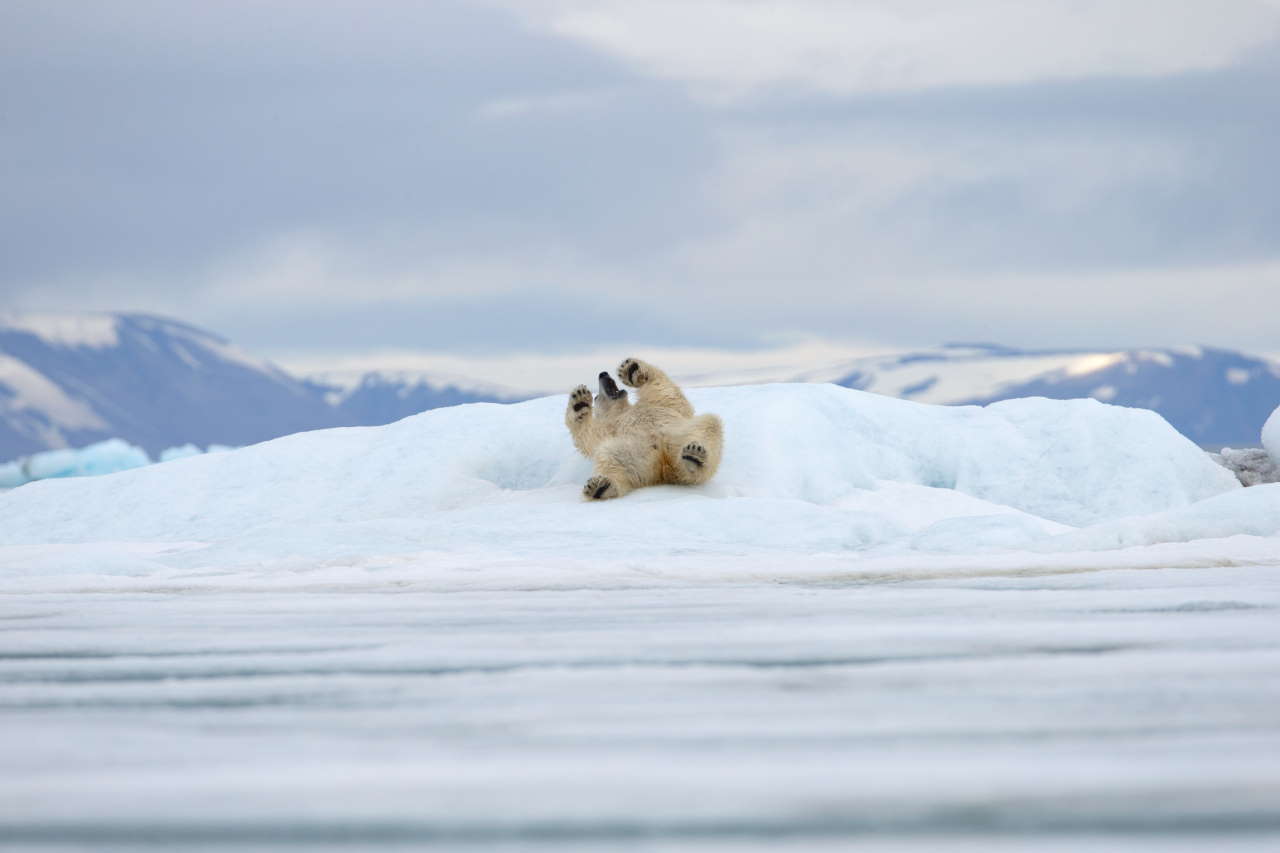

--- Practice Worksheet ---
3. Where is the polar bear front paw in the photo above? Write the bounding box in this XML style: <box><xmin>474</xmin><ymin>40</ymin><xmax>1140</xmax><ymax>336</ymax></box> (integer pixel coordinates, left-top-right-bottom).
<box><xmin>568</xmin><ymin>385</ymin><xmax>593</xmax><ymax>421</ymax></box>
<box><xmin>617</xmin><ymin>358</ymin><xmax>650</xmax><ymax>387</ymax></box>
<box><xmin>583</xmin><ymin>475</ymin><xmax>618</xmax><ymax>500</ymax></box>
<box><xmin>680</xmin><ymin>442</ymin><xmax>708</xmax><ymax>473</ymax></box>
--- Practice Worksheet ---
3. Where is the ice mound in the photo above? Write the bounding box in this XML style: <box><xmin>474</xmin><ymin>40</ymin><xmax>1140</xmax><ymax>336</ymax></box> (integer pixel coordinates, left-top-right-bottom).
<box><xmin>1265</xmin><ymin>404</ymin><xmax>1280</xmax><ymax>465</ymax></box>
<box><xmin>0</xmin><ymin>439</ymin><xmax>232</xmax><ymax>488</ymax></box>
<box><xmin>159</xmin><ymin>443</ymin><xmax>203</xmax><ymax>462</ymax></box>
<box><xmin>0</xmin><ymin>438</ymin><xmax>149</xmax><ymax>488</ymax></box>
<box><xmin>0</xmin><ymin>383</ymin><xmax>1258</xmax><ymax>578</ymax></box>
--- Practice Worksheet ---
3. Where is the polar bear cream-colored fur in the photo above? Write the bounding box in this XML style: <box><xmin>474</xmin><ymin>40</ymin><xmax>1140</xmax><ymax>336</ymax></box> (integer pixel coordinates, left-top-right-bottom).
<box><xmin>565</xmin><ymin>357</ymin><xmax>723</xmax><ymax>500</ymax></box>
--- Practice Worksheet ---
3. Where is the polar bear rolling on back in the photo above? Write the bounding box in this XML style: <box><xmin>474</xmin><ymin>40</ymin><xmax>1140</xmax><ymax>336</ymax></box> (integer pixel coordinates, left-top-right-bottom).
<box><xmin>566</xmin><ymin>358</ymin><xmax>724</xmax><ymax>500</ymax></box>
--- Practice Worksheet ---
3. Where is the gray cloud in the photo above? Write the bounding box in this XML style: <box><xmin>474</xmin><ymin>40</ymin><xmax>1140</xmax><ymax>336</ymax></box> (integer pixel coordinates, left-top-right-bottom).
<box><xmin>1</xmin><ymin>1</ymin><xmax>717</xmax><ymax>282</ymax></box>
<box><xmin>3</xmin><ymin>1</ymin><xmax>1278</xmax><ymax>355</ymax></box>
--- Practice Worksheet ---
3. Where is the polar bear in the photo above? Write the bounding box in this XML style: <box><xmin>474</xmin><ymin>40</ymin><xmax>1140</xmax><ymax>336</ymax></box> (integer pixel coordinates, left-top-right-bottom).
<box><xmin>565</xmin><ymin>357</ymin><xmax>723</xmax><ymax>500</ymax></box>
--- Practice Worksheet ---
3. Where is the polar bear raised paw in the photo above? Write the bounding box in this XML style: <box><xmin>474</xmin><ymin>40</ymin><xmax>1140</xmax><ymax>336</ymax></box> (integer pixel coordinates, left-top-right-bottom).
<box><xmin>617</xmin><ymin>357</ymin><xmax>651</xmax><ymax>388</ymax></box>
<box><xmin>567</xmin><ymin>385</ymin><xmax>592</xmax><ymax>421</ymax></box>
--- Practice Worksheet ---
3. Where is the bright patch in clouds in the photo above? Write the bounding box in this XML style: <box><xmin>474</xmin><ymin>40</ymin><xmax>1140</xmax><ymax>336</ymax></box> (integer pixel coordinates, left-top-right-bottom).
<box><xmin>512</xmin><ymin>0</ymin><xmax>1280</xmax><ymax>97</ymax></box>
<box><xmin>5</xmin><ymin>0</ymin><xmax>1280</xmax><ymax>356</ymax></box>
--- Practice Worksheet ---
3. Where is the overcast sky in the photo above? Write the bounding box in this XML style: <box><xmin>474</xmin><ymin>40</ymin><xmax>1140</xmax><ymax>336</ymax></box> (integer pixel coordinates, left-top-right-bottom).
<box><xmin>3</xmin><ymin>0</ymin><xmax>1279</xmax><ymax>359</ymax></box>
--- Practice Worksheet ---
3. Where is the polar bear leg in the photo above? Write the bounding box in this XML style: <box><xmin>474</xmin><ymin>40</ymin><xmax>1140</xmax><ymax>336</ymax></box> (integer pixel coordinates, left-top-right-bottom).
<box><xmin>584</xmin><ymin>436</ymin><xmax>655</xmax><ymax>500</ymax></box>
<box><xmin>664</xmin><ymin>413</ymin><xmax>723</xmax><ymax>485</ymax></box>
<box><xmin>616</xmin><ymin>358</ymin><xmax>694</xmax><ymax>418</ymax></box>
<box><xmin>565</xmin><ymin>385</ymin><xmax>596</xmax><ymax>457</ymax></box>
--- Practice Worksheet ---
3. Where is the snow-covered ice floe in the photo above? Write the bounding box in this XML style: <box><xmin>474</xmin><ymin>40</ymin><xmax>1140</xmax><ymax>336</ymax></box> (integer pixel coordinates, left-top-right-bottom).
<box><xmin>0</xmin><ymin>383</ymin><xmax>1272</xmax><ymax>589</ymax></box>
<box><xmin>3</xmin><ymin>385</ymin><xmax>1279</xmax><ymax>849</ymax></box>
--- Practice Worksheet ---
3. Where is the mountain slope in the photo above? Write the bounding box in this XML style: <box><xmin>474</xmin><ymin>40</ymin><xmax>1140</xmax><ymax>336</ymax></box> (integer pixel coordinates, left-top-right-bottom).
<box><xmin>308</xmin><ymin>371</ymin><xmax>526</xmax><ymax>426</ymax></box>
<box><xmin>0</xmin><ymin>313</ymin><xmax>341</xmax><ymax>458</ymax></box>
<box><xmin>786</xmin><ymin>343</ymin><xmax>1280</xmax><ymax>448</ymax></box>
<box><xmin>952</xmin><ymin>347</ymin><xmax>1280</xmax><ymax>448</ymax></box>
<box><xmin>3</xmin><ymin>313</ymin><xmax>1277</xmax><ymax>460</ymax></box>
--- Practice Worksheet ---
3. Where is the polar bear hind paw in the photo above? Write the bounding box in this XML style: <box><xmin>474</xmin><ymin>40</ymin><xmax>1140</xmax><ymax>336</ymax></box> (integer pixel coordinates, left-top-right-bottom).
<box><xmin>617</xmin><ymin>358</ymin><xmax>650</xmax><ymax>387</ymax></box>
<box><xmin>680</xmin><ymin>442</ymin><xmax>708</xmax><ymax>472</ymax></box>
<box><xmin>583</xmin><ymin>475</ymin><xmax>618</xmax><ymax>500</ymax></box>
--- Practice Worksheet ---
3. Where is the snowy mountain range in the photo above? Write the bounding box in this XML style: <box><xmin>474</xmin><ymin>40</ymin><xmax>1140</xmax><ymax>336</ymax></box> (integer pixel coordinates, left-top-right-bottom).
<box><xmin>2</xmin><ymin>312</ymin><xmax>1277</xmax><ymax>461</ymax></box>
<box><xmin>0</xmin><ymin>313</ymin><xmax>344</xmax><ymax>459</ymax></box>
<box><xmin>0</xmin><ymin>313</ymin><xmax>518</xmax><ymax>460</ymax></box>
<box><xmin>792</xmin><ymin>343</ymin><xmax>1280</xmax><ymax>448</ymax></box>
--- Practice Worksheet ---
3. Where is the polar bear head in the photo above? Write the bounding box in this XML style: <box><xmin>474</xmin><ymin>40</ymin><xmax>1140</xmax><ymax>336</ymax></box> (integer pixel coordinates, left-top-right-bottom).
<box><xmin>595</xmin><ymin>371</ymin><xmax>630</xmax><ymax>416</ymax></box>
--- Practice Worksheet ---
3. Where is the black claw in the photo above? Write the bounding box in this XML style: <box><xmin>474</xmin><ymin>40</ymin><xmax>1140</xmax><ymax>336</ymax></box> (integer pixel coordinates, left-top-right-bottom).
<box><xmin>592</xmin><ymin>481</ymin><xmax>611</xmax><ymax>499</ymax></box>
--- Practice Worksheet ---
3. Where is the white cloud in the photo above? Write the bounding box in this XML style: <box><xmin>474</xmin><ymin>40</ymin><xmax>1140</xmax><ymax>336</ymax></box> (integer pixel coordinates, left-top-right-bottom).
<box><xmin>277</xmin><ymin>337</ymin><xmax>892</xmax><ymax>394</ymax></box>
<box><xmin>7</xmin><ymin>0</ymin><xmax>1279</xmax><ymax>357</ymax></box>
<box><xmin>678</xmin><ymin>124</ymin><xmax>1193</xmax><ymax>291</ymax></box>
<box><xmin>496</xmin><ymin>0</ymin><xmax>1280</xmax><ymax>97</ymax></box>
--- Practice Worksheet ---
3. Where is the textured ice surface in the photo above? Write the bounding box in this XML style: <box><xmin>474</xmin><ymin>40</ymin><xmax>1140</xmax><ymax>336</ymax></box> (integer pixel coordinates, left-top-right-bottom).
<box><xmin>2</xmin><ymin>570</ymin><xmax>1280</xmax><ymax>850</ymax></box>
<box><xmin>2</xmin><ymin>385</ymin><xmax>1279</xmax><ymax>849</ymax></box>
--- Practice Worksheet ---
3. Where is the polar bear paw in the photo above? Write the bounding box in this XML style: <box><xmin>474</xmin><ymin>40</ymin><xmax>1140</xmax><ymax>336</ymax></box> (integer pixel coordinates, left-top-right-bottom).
<box><xmin>680</xmin><ymin>442</ymin><xmax>708</xmax><ymax>473</ymax></box>
<box><xmin>568</xmin><ymin>385</ymin><xmax>593</xmax><ymax>421</ymax></box>
<box><xmin>617</xmin><ymin>358</ymin><xmax>650</xmax><ymax>387</ymax></box>
<box><xmin>583</xmin><ymin>475</ymin><xmax>618</xmax><ymax>501</ymax></box>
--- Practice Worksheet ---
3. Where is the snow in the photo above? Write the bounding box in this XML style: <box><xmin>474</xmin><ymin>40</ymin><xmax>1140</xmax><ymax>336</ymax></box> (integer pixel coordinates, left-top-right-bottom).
<box><xmin>0</xmin><ymin>311</ymin><xmax>120</xmax><ymax>348</ymax></box>
<box><xmin>1</xmin><ymin>384</ymin><xmax>1277</xmax><ymax>848</ymax></box>
<box><xmin>0</xmin><ymin>384</ymin><xmax>1254</xmax><ymax>584</ymax></box>
<box><xmin>1064</xmin><ymin>352</ymin><xmax>1126</xmax><ymax>376</ymax></box>
<box><xmin>310</xmin><ymin>366</ymin><xmax>529</xmax><ymax>401</ymax></box>
<box><xmin>282</xmin><ymin>339</ymin><xmax>889</xmax><ymax>397</ymax></box>
<box><xmin>1264</xmin><ymin>404</ymin><xmax>1280</xmax><ymax>464</ymax></box>
<box><xmin>1137</xmin><ymin>349</ymin><xmax>1175</xmax><ymax>367</ymax></box>
<box><xmin>285</xmin><ymin>344</ymin><xmax>1110</xmax><ymax>404</ymax></box>
<box><xmin>0</xmin><ymin>353</ymin><xmax>108</xmax><ymax>430</ymax></box>
<box><xmin>0</xmin><ymin>384</ymin><xmax>1244</xmax><ymax>563</ymax></box>
<box><xmin>817</xmin><ymin>352</ymin><xmax>1090</xmax><ymax>404</ymax></box>
<box><xmin>159</xmin><ymin>443</ymin><xmax>203</xmax><ymax>462</ymax></box>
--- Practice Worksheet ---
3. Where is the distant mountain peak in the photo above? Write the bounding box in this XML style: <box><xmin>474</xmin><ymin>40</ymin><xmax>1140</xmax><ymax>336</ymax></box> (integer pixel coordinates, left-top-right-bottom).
<box><xmin>0</xmin><ymin>312</ymin><xmax>337</xmax><ymax>458</ymax></box>
<box><xmin>3</xmin><ymin>314</ymin><xmax>1277</xmax><ymax>461</ymax></box>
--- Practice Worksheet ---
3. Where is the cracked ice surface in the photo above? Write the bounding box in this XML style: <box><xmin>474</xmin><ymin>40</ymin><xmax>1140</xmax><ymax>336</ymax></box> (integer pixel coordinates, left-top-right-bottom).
<box><xmin>2</xmin><ymin>385</ymin><xmax>1278</xmax><ymax>849</ymax></box>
